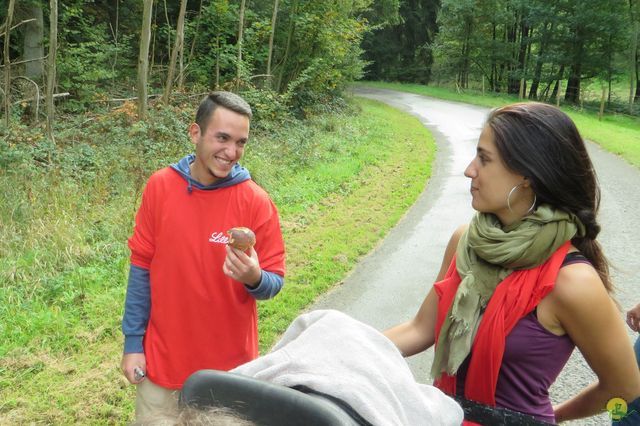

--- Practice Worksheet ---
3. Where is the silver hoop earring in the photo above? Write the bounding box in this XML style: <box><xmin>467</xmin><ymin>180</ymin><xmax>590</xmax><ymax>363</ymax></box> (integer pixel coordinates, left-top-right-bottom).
<box><xmin>507</xmin><ymin>183</ymin><xmax>537</xmax><ymax>215</ymax></box>
<box><xmin>526</xmin><ymin>194</ymin><xmax>537</xmax><ymax>215</ymax></box>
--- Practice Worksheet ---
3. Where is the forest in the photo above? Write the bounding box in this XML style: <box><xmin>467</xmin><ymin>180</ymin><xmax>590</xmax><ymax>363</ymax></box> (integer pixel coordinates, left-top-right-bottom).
<box><xmin>1</xmin><ymin>0</ymin><xmax>639</xmax><ymax>130</ymax></box>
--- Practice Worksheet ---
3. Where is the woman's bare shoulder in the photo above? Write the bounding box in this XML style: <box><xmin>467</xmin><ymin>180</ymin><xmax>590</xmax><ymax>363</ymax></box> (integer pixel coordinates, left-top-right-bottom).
<box><xmin>551</xmin><ymin>260</ymin><xmax>609</xmax><ymax>312</ymax></box>
<box><xmin>450</xmin><ymin>224</ymin><xmax>468</xmax><ymax>246</ymax></box>
<box><xmin>435</xmin><ymin>224</ymin><xmax>469</xmax><ymax>282</ymax></box>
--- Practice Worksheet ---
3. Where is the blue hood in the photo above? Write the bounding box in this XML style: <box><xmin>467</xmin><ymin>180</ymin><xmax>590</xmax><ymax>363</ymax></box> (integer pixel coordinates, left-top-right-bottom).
<box><xmin>170</xmin><ymin>154</ymin><xmax>251</xmax><ymax>193</ymax></box>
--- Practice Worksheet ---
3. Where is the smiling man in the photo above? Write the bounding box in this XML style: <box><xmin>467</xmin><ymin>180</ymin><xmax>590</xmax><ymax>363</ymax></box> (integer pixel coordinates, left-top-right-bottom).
<box><xmin>120</xmin><ymin>91</ymin><xmax>286</xmax><ymax>422</ymax></box>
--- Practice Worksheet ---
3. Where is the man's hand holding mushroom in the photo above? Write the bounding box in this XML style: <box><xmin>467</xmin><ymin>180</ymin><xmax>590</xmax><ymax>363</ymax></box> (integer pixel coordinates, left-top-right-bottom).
<box><xmin>224</xmin><ymin>227</ymin><xmax>262</xmax><ymax>288</ymax></box>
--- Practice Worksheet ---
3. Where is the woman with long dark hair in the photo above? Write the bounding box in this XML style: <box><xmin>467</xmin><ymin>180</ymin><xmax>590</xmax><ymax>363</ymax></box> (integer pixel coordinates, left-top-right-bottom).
<box><xmin>385</xmin><ymin>102</ymin><xmax>640</xmax><ymax>424</ymax></box>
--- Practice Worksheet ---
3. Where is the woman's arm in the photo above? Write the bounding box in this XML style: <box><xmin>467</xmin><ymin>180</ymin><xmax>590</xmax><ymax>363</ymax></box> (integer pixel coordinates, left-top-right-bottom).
<box><xmin>551</xmin><ymin>264</ymin><xmax>640</xmax><ymax>422</ymax></box>
<box><xmin>383</xmin><ymin>225</ymin><xmax>467</xmax><ymax>357</ymax></box>
<box><xmin>384</xmin><ymin>288</ymin><xmax>438</xmax><ymax>357</ymax></box>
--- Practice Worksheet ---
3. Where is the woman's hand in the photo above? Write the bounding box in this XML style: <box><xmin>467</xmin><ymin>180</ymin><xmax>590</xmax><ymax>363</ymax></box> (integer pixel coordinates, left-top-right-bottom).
<box><xmin>627</xmin><ymin>303</ymin><xmax>640</xmax><ymax>332</ymax></box>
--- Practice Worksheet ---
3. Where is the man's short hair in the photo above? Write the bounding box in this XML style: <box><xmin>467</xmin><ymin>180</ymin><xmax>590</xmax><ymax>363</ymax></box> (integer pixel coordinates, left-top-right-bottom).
<box><xmin>195</xmin><ymin>91</ymin><xmax>253</xmax><ymax>133</ymax></box>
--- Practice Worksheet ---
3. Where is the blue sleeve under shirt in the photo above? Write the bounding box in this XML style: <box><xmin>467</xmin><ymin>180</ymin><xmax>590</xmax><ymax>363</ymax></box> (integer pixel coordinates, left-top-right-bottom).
<box><xmin>121</xmin><ymin>264</ymin><xmax>284</xmax><ymax>354</ymax></box>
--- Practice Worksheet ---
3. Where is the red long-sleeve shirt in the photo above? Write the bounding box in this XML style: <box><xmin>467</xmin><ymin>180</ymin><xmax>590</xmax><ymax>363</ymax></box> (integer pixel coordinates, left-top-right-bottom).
<box><xmin>129</xmin><ymin>167</ymin><xmax>285</xmax><ymax>388</ymax></box>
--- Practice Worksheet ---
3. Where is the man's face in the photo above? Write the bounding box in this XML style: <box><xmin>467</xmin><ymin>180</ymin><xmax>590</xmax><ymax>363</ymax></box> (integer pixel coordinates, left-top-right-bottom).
<box><xmin>189</xmin><ymin>107</ymin><xmax>250</xmax><ymax>186</ymax></box>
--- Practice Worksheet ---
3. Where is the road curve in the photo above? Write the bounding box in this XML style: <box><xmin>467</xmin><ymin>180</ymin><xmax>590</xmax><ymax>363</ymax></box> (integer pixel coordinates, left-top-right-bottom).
<box><xmin>310</xmin><ymin>87</ymin><xmax>640</xmax><ymax>425</ymax></box>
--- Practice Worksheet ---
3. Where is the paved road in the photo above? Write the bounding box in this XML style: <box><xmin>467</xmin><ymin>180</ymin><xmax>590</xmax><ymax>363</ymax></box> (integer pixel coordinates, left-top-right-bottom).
<box><xmin>311</xmin><ymin>87</ymin><xmax>640</xmax><ymax>425</ymax></box>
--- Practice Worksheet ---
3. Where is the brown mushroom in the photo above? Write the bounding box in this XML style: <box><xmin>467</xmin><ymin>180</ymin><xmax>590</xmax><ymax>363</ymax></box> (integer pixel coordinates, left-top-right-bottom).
<box><xmin>227</xmin><ymin>227</ymin><xmax>256</xmax><ymax>251</ymax></box>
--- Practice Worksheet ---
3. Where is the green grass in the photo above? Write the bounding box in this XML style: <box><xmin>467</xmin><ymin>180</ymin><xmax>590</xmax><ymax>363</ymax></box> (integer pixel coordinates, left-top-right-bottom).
<box><xmin>356</xmin><ymin>81</ymin><xmax>640</xmax><ymax>169</ymax></box>
<box><xmin>0</xmin><ymin>97</ymin><xmax>434</xmax><ymax>423</ymax></box>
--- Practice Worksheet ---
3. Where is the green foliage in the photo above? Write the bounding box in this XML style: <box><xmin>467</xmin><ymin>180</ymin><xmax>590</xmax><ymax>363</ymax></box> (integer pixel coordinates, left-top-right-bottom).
<box><xmin>429</xmin><ymin>0</ymin><xmax>633</xmax><ymax>107</ymax></box>
<box><xmin>186</xmin><ymin>0</ymin><xmax>239</xmax><ymax>88</ymax></box>
<box><xmin>275</xmin><ymin>1</ymin><xmax>371</xmax><ymax>115</ymax></box>
<box><xmin>238</xmin><ymin>85</ymin><xmax>291</xmax><ymax>125</ymax></box>
<box><xmin>362</xmin><ymin>0</ymin><xmax>439</xmax><ymax>83</ymax></box>
<box><xmin>160</xmin><ymin>0</ymin><xmax>373</xmax><ymax>114</ymax></box>
<box><xmin>54</xmin><ymin>3</ymin><xmax>119</xmax><ymax>109</ymax></box>
<box><xmin>2</xmin><ymin>0</ymin><xmax>381</xmax><ymax>121</ymax></box>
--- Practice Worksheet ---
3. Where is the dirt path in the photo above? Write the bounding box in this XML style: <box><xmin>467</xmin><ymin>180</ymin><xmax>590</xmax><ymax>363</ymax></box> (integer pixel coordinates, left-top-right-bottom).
<box><xmin>311</xmin><ymin>87</ymin><xmax>640</xmax><ymax>425</ymax></box>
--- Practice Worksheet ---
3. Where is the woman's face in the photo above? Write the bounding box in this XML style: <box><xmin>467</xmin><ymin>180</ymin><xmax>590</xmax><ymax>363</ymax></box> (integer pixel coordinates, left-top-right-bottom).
<box><xmin>464</xmin><ymin>126</ymin><xmax>533</xmax><ymax>225</ymax></box>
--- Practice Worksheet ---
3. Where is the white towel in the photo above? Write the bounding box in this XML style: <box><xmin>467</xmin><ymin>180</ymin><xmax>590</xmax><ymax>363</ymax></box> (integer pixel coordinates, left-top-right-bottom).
<box><xmin>232</xmin><ymin>309</ymin><xmax>463</xmax><ymax>426</ymax></box>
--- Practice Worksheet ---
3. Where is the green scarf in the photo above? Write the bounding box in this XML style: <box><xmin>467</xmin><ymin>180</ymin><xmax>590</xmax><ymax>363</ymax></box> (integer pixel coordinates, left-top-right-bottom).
<box><xmin>431</xmin><ymin>204</ymin><xmax>585</xmax><ymax>378</ymax></box>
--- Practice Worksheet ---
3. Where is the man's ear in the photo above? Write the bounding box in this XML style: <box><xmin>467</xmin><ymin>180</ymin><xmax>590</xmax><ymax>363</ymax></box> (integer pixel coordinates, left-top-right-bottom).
<box><xmin>188</xmin><ymin>123</ymin><xmax>201</xmax><ymax>145</ymax></box>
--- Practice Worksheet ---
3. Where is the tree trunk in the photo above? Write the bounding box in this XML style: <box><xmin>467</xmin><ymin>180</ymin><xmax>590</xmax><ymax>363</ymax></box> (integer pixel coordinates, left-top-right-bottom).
<box><xmin>215</xmin><ymin>35</ymin><xmax>220</xmax><ymax>89</ymax></box>
<box><xmin>599</xmin><ymin>85</ymin><xmax>606</xmax><ymax>120</ymax></box>
<box><xmin>529</xmin><ymin>21</ymin><xmax>552</xmax><ymax>99</ymax></box>
<box><xmin>565</xmin><ymin>22</ymin><xmax>585</xmax><ymax>104</ymax></box>
<box><xmin>565</xmin><ymin>69</ymin><xmax>581</xmax><ymax>104</ymax></box>
<box><xmin>517</xmin><ymin>22</ymin><xmax>530</xmax><ymax>98</ymax></box>
<box><xmin>635</xmin><ymin>49</ymin><xmax>640</xmax><ymax>101</ymax></box>
<box><xmin>550</xmin><ymin>65</ymin><xmax>565</xmax><ymax>103</ymax></box>
<box><xmin>163</xmin><ymin>0</ymin><xmax>172</xmax><ymax>65</ymax></box>
<box><xmin>162</xmin><ymin>0</ymin><xmax>187</xmax><ymax>104</ymax></box>
<box><xmin>458</xmin><ymin>19</ymin><xmax>472</xmax><ymax>89</ymax></box>
<box><xmin>178</xmin><ymin>38</ymin><xmax>184</xmax><ymax>91</ymax></box>
<box><xmin>607</xmin><ymin>34</ymin><xmax>614</xmax><ymax>106</ymax></box>
<box><xmin>237</xmin><ymin>0</ymin><xmax>247</xmax><ymax>89</ymax></box>
<box><xmin>187</xmin><ymin>0</ymin><xmax>204</xmax><ymax>69</ymax></box>
<box><xmin>46</xmin><ymin>0</ymin><xmax>58</xmax><ymax>140</ymax></box>
<box><xmin>111</xmin><ymin>0</ymin><xmax>119</xmax><ymax>78</ymax></box>
<box><xmin>137</xmin><ymin>0</ymin><xmax>153</xmax><ymax>119</ymax></box>
<box><xmin>276</xmin><ymin>0</ymin><xmax>298</xmax><ymax>92</ymax></box>
<box><xmin>266</xmin><ymin>0</ymin><xmax>280</xmax><ymax>89</ymax></box>
<box><xmin>4</xmin><ymin>0</ymin><xmax>15</xmax><ymax>128</ymax></box>
<box><xmin>150</xmin><ymin>6</ymin><xmax>158</xmax><ymax>75</ymax></box>
<box><xmin>630</xmin><ymin>12</ymin><xmax>639</xmax><ymax>109</ymax></box>
<box><xmin>506</xmin><ymin>11</ymin><xmax>520</xmax><ymax>94</ymax></box>
<box><xmin>24</xmin><ymin>4</ymin><xmax>45</xmax><ymax>81</ymax></box>
<box><xmin>490</xmin><ymin>23</ymin><xmax>497</xmax><ymax>91</ymax></box>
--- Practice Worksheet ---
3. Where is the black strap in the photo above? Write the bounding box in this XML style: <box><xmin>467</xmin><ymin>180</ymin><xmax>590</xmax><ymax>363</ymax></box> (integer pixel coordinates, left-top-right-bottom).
<box><xmin>291</xmin><ymin>384</ymin><xmax>374</xmax><ymax>426</ymax></box>
<box><xmin>454</xmin><ymin>397</ymin><xmax>555</xmax><ymax>426</ymax></box>
<box><xmin>562</xmin><ymin>251</ymin><xmax>589</xmax><ymax>265</ymax></box>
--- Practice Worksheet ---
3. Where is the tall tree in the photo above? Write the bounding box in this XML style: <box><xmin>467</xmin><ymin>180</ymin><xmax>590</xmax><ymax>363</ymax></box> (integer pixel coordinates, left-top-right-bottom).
<box><xmin>186</xmin><ymin>0</ymin><xmax>205</xmax><ymax>89</ymax></box>
<box><xmin>4</xmin><ymin>0</ymin><xmax>15</xmax><ymax>127</ymax></box>
<box><xmin>137</xmin><ymin>0</ymin><xmax>153</xmax><ymax>118</ymax></box>
<box><xmin>266</xmin><ymin>0</ymin><xmax>279</xmax><ymax>88</ymax></box>
<box><xmin>236</xmin><ymin>0</ymin><xmax>246</xmax><ymax>88</ymax></box>
<box><xmin>630</xmin><ymin>0</ymin><xmax>640</xmax><ymax>107</ymax></box>
<box><xmin>162</xmin><ymin>0</ymin><xmax>187</xmax><ymax>104</ymax></box>
<box><xmin>527</xmin><ymin>9</ymin><xmax>556</xmax><ymax>100</ymax></box>
<box><xmin>23</xmin><ymin>3</ymin><xmax>44</xmax><ymax>81</ymax></box>
<box><xmin>362</xmin><ymin>0</ymin><xmax>437</xmax><ymax>84</ymax></box>
<box><xmin>563</xmin><ymin>0</ymin><xmax>627</xmax><ymax>104</ymax></box>
<box><xmin>46</xmin><ymin>0</ymin><xmax>58</xmax><ymax>140</ymax></box>
<box><xmin>275</xmin><ymin>0</ymin><xmax>297</xmax><ymax>92</ymax></box>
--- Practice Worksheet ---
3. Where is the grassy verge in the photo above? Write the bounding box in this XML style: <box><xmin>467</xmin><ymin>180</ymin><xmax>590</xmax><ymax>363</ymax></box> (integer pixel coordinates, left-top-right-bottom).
<box><xmin>356</xmin><ymin>81</ymin><xmax>640</xmax><ymax>169</ymax></box>
<box><xmin>0</xmin><ymin>97</ymin><xmax>434</xmax><ymax>423</ymax></box>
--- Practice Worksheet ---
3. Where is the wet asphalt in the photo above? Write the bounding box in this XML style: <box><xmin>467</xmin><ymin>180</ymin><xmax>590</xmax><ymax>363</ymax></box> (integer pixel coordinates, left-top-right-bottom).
<box><xmin>309</xmin><ymin>86</ymin><xmax>640</xmax><ymax>425</ymax></box>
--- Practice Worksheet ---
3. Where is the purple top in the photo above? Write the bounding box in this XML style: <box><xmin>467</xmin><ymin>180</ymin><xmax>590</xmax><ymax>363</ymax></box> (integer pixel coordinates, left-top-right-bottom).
<box><xmin>456</xmin><ymin>252</ymin><xmax>590</xmax><ymax>423</ymax></box>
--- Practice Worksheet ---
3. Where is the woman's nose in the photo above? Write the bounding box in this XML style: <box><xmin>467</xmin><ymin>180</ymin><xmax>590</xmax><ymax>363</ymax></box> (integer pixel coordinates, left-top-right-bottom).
<box><xmin>464</xmin><ymin>161</ymin><xmax>476</xmax><ymax>178</ymax></box>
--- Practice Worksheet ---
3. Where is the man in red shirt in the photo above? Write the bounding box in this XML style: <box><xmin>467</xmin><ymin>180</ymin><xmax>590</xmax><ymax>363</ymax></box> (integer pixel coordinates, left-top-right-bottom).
<box><xmin>120</xmin><ymin>91</ymin><xmax>286</xmax><ymax>421</ymax></box>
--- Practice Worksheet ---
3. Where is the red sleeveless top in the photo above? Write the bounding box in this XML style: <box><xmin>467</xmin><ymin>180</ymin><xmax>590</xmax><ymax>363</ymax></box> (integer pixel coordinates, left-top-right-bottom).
<box><xmin>433</xmin><ymin>242</ymin><xmax>571</xmax><ymax>424</ymax></box>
